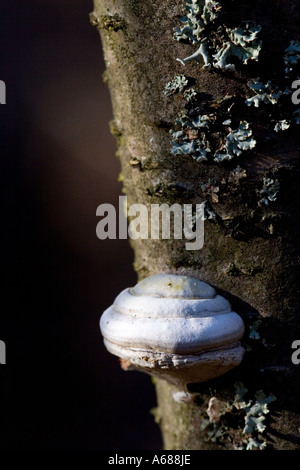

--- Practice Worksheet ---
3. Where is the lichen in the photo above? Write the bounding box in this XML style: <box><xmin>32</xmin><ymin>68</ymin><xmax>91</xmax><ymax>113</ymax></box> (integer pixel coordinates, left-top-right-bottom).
<box><xmin>293</xmin><ymin>107</ymin><xmax>300</xmax><ymax>124</ymax></box>
<box><xmin>284</xmin><ymin>40</ymin><xmax>300</xmax><ymax>77</ymax></box>
<box><xmin>184</xmin><ymin>88</ymin><xmax>197</xmax><ymax>102</ymax></box>
<box><xmin>204</xmin><ymin>201</ymin><xmax>217</xmax><ymax>220</ymax></box>
<box><xmin>175</xmin><ymin>0</ymin><xmax>262</xmax><ymax>71</ymax></box>
<box><xmin>248</xmin><ymin>320</ymin><xmax>262</xmax><ymax>340</ymax></box>
<box><xmin>259</xmin><ymin>178</ymin><xmax>280</xmax><ymax>206</ymax></box>
<box><xmin>246</xmin><ymin>438</ymin><xmax>267</xmax><ymax>450</ymax></box>
<box><xmin>170</xmin><ymin>114</ymin><xmax>213</xmax><ymax>162</ymax></box>
<box><xmin>200</xmin><ymin>178</ymin><xmax>219</xmax><ymax>203</ymax></box>
<box><xmin>228</xmin><ymin>166</ymin><xmax>247</xmax><ymax>184</ymax></box>
<box><xmin>246</xmin><ymin>79</ymin><xmax>282</xmax><ymax>108</ymax></box>
<box><xmin>170</xmin><ymin>129</ymin><xmax>211</xmax><ymax>162</ymax></box>
<box><xmin>200</xmin><ymin>417</ymin><xmax>227</xmax><ymax>444</ymax></box>
<box><xmin>274</xmin><ymin>119</ymin><xmax>290</xmax><ymax>132</ymax></box>
<box><xmin>214</xmin><ymin>121</ymin><xmax>256</xmax><ymax>163</ymax></box>
<box><xmin>241</xmin><ymin>390</ymin><xmax>277</xmax><ymax>435</ymax></box>
<box><xmin>164</xmin><ymin>74</ymin><xmax>189</xmax><ymax>96</ymax></box>
<box><xmin>197</xmin><ymin>382</ymin><xmax>276</xmax><ymax>450</ymax></box>
<box><xmin>174</xmin><ymin>0</ymin><xmax>222</xmax><ymax>44</ymax></box>
<box><xmin>233</xmin><ymin>382</ymin><xmax>249</xmax><ymax>408</ymax></box>
<box><xmin>171</xmin><ymin>115</ymin><xmax>255</xmax><ymax>164</ymax></box>
<box><xmin>213</xmin><ymin>23</ymin><xmax>262</xmax><ymax>72</ymax></box>
<box><xmin>175</xmin><ymin>113</ymin><xmax>213</xmax><ymax>129</ymax></box>
<box><xmin>233</xmin><ymin>383</ymin><xmax>276</xmax><ymax>449</ymax></box>
<box><xmin>176</xmin><ymin>39</ymin><xmax>213</xmax><ymax>67</ymax></box>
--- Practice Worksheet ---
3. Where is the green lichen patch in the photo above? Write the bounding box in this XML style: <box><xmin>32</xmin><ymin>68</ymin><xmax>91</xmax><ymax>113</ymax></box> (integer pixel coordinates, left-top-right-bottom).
<box><xmin>245</xmin><ymin>437</ymin><xmax>267</xmax><ymax>450</ymax></box>
<box><xmin>274</xmin><ymin>119</ymin><xmax>290</xmax><ymax>132</ymax></box>
<box><xmin>174</xmin><ymin>0</ymin><xmax>262</xmax><ymax>71</ymax></box>
<box><xmin>174</xmin><ymin>0</ymin><xmax>222</xmax><ymax>45</ymax></box>
<box><xmin>184</xmin><ymin>88</ymin><xmax>197</xmax><ymax>102</ymax></box>
<box><xmin>259</xmin><ymin>178</ymin><xmax>280</xmax><ymax>206</ymax></box>
<box><xmin>293</xmin><ymin>107</ymin><xmax>300</xmax><ymax>124</ymax></box>
<box><xmin>245</xmin><ymin>79</ymin><xmax>282</xmax><ymax>108</ymax></box>
<box><xmin>214</xmin><ymin>121</ymin><xmax>256</xmax><ymax>162</ymax></box>
<box><xmin>284</xmin><ymin>40</ymin><xmax>300</xmax><ymax>77</ymax></box>
<box><xmin>227</xmin><ymin>165</ymin><xmax>247</xmax><ymax>184</ymax></box>
<box><xmin>164</xmin><ymin>74</ymin><xmax>189</xmax><ymax>96</ymax></box>
<box><xmin>204</xmin><ymin>201</ymin><xmax>217</xmax><ymax>220</ymax></box>
<box><xmin>213</xmin><ymin>23</ymin><xmax>262</xmax><ymax>72</ymax></box>
<box><xmin>232</xmin><ymin>383</ymin><xmax>276</xmax><ymax>449</ymax></box>
<box><xmin>170</xmin><ymin>114</ymin><xmax>213</xmax><ymax>162</ymax></box>
<box><xmin>196</xmin><ymin>382</ymin><xmax>276</xmax><ymax>450</ymax></box>
<box><xmin>248</xmin><ymin>320</ymin><xmax>262</xmax><ymax>340</ymax></box>
<box><xmin>171</xmin><ymin>132</ymin><xmax>211</xmax><ymax>162</ymax></box>
<box><xmin>237</xmin><ymin>388</ymin><xmax>276</xmax><ymax>436</ymax></box>
<box><xmin>200</xmin><ymin>178</ymin><xmax>219</xmax><ymax>203</ymax></box>
<box><xmin>170</xmin><ymin>111</ymin><xmax>256</xmax><ymax>165</ymax></box>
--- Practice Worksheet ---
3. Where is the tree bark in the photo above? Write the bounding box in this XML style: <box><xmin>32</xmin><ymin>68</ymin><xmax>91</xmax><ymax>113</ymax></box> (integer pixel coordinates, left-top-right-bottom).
<box><xmin>92</xmin><ymin>0</ymin><xmax>300</xmax><ymax>450</ymax></box>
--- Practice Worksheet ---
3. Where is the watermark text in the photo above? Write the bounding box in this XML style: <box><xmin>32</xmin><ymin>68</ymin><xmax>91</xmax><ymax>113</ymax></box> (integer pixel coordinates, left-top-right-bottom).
<box><xmin>0</xmin><ymin>340</ymin><xmax>6</xmax><ymax>364</ymax></box>
<box><xmin>291</xmin><ymin>340</ymin><xmax>300</xmax><ymax>365</ymax></box>
<box><xmin>0</xmin><ymin>80</ymin><xmax>6</xmax><ymax>104</ymax></box>
<box><xmin>96</xmin><ymin>196</ymin><xmax>205</xmax><ymax>251</ymax></box>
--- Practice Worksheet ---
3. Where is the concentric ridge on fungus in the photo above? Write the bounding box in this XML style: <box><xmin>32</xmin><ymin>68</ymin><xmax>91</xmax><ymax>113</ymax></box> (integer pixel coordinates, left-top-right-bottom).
<box><xmin>100</xmin><ymin>274</ymin><xmax>245</xmax><ymax>391</ymax></box>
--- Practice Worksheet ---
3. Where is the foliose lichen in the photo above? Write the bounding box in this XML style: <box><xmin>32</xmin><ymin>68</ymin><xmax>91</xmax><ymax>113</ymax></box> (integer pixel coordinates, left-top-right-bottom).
<box><xmin>228</xmin><ymin>165</ymin><xmax>247</xmax><ymax>184</ymax></box>
<box><xmin>171</xmin><ymin>115</ymin><xmax>256</xmax><ymax>164</ymax></box>
<box><xmin>234</xmin><ymin>383</ymin><xmax>276</xmax><ymax>436</ymax></box>
<box><xmin>274</xmin><ymin>119</ymin><xmax>290</xmax><ymax>132</ymax></box>
<box><xmin>204</xmin><ymin>201</ymin><xmax>217</xmax><ymax>220</ymax></box>
<box><xmin>213</xmin><ymin>23</ymin><xmax>262</xmax><ymax>72</ymax></box>
<box><xmin>245</xmin><ymin>79</ymin><xmax>282</xmax><ymax>108</ymax></box>
<box><xmin>259</xmin><ymin>178</ymin><xmax>280</xmax><ymax>206</ymax></box>
<box><xmin>171</xmin><ymin>133</ymin><xmax>211</xmax><ymax>162</ymax></box>
<box><xmin>170</xmin><ymin>114</ymin><xmax>213</xmax><ymax>162</ymax></box>
<box><xmin>200</xmin><ymin>178</ymin><xmax>219</xmax><ymax>203</ymax></box>
<box><xmin>174</xmin><ymin>0</ymin><xmax>262</xmax><ymax>71</ymax></box>
<box><xmin>214</xmin><ymin>121</ymin><xmax>256</xmax><ymax>163</ymax></box>
<box><xmin>183</xmin><ymin>88</ymin><xmax>197</xmax><ymax>102</ymax></box>
<box><xmin>248</xmin><ymin>320</ymin><xmax>262</xmax><ymax>340</ymax></box>
<box><xmin>163</xmin><ymin>1</ymin><xmax>300</xmax><ymax>225</ymax></box>
<box><xmin>246</xmin><ymin>438</ymin><xmax>267</xmax><ymax>450</ymax></box>
<box><xmin>293</xmin><ymin>107</ymin><xmax>300</xmax><ymax>124</ymax></box>
<box><xmin>164</xmin><ymin>74</ymin><xmax>189</xmax><ymax>96</ymax></box>
<box><xmin>199</xmin><ymin>383</ymin><xmax>276</xmax><ymax>450</ymax></box>
<box><xmin>174</xmin><ymin>0</ymin><xmax>222</xmax><ymax>44</ymax></box>
<box><xmin>283</xmin><ymin>40</ymin><xmax>300</xmax><ymax>77</ymax></box>
<box><xmin>176</xmin><ymin>39</ymin><xmax>213</xmax><ymax>67</ymax></box>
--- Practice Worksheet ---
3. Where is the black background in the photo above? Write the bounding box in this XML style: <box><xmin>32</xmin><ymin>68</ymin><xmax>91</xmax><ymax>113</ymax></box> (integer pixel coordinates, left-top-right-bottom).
<box><xmin>0</xmin><ymin>0</ymin><xmax>161</xmax><ymax>450</ymax></box>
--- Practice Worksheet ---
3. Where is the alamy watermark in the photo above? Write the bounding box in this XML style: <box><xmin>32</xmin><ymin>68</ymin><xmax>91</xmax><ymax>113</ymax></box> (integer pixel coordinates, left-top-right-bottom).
<box><xmin>291</xmin><ymin>80</ymin><xmax>300</xmax><ymax>105</ymax></box>
<box><xmin>0</xmin><ymin>80</ymin><xmax>6</xmax><ymax>104</ymax></box>
<box><xmin>291</xmin><ymin>340</ymin><xmax>300</xmax><ymax>365</ymax></box>
<box><xmin>0</xmin><ymin>340</ymin><xmax>6</xmax><ymax>364</ymax></box>
<box><xmin>96</xmin><ymin>196</ymin><xmax>205</xmax><ymax>250</ymax></box>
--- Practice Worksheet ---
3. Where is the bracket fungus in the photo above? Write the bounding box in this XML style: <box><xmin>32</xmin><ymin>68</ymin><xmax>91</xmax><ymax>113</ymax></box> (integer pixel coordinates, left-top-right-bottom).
<box><xmin>100</xmin><ymin>274</ymin><xmax>245</xmax><ymax>393</ymax></box>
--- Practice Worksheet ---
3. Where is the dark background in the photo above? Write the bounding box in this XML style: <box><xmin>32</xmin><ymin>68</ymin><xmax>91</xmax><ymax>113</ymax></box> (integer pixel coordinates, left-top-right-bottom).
<box><xmin>0</xmin><ymin>0</ymin><xmax>161</xmax><ymax>450</ymax></box>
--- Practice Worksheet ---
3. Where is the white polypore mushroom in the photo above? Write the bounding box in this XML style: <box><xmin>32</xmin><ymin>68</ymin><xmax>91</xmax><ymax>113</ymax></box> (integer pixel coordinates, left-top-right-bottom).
<box><xmin>100</xmin><ymin>274</ymin><xmax>245</xmax><ymax>392</ymax></box>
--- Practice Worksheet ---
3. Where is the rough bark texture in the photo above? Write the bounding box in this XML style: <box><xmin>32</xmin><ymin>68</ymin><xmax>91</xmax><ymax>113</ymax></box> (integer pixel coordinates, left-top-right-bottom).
<box><xmin>93</xmin><ymin>0</ymin><xmax>300</xmax><ymax>449</ymax></box>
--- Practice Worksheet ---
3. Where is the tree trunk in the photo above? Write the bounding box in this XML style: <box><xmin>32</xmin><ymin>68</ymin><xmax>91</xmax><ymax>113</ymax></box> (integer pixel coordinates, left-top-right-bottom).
<box><xmin>92</xmin><ymin>0</ymin><xmax>300</xmax><ymax>450</ymax></box>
